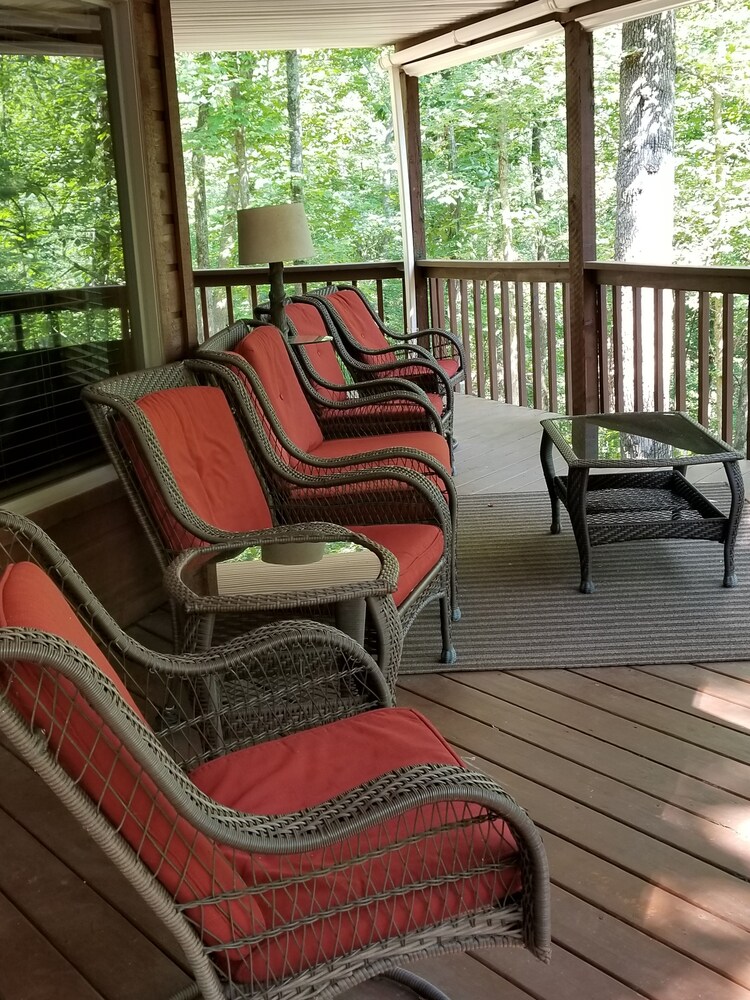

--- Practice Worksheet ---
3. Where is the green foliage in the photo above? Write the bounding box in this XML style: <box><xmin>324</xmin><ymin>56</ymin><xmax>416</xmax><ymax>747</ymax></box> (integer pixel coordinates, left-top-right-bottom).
<box><xmin>176</xmin><ymin>48</ymin><xmax>402</xmax><ymax>270</ymax></box>
<box><xmin>0</xmin><ymin>54</ymin><xmax>124</xmax><ymax>295</ymax></box>
<box><xmin>419</xmin><ymin>46</ymin><xmax>568</xmax><ymax>261</ymax></box>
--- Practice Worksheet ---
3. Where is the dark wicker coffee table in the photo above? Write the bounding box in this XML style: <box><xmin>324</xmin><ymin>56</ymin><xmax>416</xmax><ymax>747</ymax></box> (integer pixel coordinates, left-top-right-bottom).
<box><xmin>540</xmin><ymin>411</ymin><xmax>745</xmax><ymax>593</ymax></box>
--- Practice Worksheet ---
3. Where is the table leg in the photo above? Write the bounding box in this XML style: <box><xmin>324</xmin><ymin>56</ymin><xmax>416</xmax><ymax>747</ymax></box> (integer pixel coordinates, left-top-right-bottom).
<box><xmin>335</xmin><ymin>597</ymin><xmax>367</xmax><ymax>646</ymax></box>
<box><xmin>540</xmin><ymin>429</ymin><xmax>561</xmax><ymax>535</ymax></box>
<box><xmin>567</xmin><ymin>468</ymin><xmax>594</xmax><ymax>594</ymax></box>
<box><xmin>723</xmin><ymin>460</ymin><xmax>745</xmax><ymax>588</ymax></box>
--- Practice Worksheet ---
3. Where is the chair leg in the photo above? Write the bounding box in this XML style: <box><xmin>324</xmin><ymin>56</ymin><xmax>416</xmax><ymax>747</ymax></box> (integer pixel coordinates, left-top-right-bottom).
<box><xmin>381</xmin><ymin>968</ymin><xmax>452</xmax><ymax>1000</ymax></box>
<box><xmin>439</xmin><ymin>596</ymin><xmax>457</xmax><ymax>664</ymax></box>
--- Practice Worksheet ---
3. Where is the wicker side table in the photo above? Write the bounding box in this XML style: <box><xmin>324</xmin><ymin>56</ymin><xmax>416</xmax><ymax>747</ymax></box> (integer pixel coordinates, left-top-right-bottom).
<box><xmin>164</xmin><ymin>533</ymin><xmax>403</xmax><ymax>694</ymax></box>
<box><xmin>540</xmin><ymin>411</ymin><xmax>745</xmax><ymax>594</ymax></box>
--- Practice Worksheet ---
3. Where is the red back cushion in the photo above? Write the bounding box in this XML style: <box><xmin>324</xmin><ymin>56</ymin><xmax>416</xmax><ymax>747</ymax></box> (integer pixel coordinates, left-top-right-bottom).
<box><xmin>326</xmin><ymin>290</ymin><xmax>396</xmax><ymax>364</ymax></box>
<box><xmin>0</xmin><ymin>562</ymin><xmax>263</xmax><ymax>954</ymax></box>
<box><xmin>285</xmin><ymin>301</ymin><xmax>329</xmax><ymax>341</ymax></box>
<box><xmin>134</xmin><ymin>386</ymin><xmax>273</xmax><ymax>537</ymax></box>
<box><xmin>300</xmin><ymin>341</ymin><xmax>348</xmax><ymax>402</ymax></box>
<box><xmin>233</xmin><ymin>326</ymin><xmax>324</xmax><ymax>453</ymax></box>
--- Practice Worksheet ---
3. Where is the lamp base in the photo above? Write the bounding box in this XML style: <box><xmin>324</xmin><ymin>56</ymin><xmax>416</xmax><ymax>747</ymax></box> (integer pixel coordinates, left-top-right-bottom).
<box><xmin>268</xmin><ymin>260</ymin><xmax>288</xmax><ymax>333</ymax></box>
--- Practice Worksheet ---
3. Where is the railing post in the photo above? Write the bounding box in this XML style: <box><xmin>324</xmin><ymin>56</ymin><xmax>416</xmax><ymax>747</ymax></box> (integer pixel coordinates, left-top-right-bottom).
<box><xmin>564</xmin><ymin>22</ymin><xmax>599</xmax><ymax>414</ymax></box>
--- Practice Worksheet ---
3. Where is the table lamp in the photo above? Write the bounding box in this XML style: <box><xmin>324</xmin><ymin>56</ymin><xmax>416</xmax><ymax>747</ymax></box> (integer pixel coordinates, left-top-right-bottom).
<box><xmin>236</xmin><ymin>202</ymin><xmax>314</xmax><ymax>333</ymax></box>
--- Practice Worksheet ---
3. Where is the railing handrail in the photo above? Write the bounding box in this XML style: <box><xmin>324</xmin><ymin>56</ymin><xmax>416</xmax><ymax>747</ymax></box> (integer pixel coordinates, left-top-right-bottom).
<box><xmin>587</xmin><ymin>261</ymin><xmax>750</xmax><ymax>294</ymax></box>
<box><xmin>193</xmin><ymin>261</ymin><xmax>405</xmax><ymax>289</ymax></box>
<box><xmin>417</xmin><ymin>260</ymin><xmax>571</xmax><ymax>282</ymax></box>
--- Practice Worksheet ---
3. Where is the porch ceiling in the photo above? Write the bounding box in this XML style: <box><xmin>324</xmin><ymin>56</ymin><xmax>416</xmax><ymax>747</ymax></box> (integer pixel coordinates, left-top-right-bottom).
<box><xmin>169</xmin><ymin>0</ymin><xmax>517</xmax><ymax>52</ymax></box>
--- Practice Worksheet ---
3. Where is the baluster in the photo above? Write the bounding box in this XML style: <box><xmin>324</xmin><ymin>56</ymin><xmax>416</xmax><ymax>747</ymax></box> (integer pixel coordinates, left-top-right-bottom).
<box><xmin>674</xmin><ymin>290</ymin><xmax>687</xmax><ymax>411</ymax></box>
<box><xmin>596</xmin><ymin>282</ymin><xmax>609</xmax><ymax>413</ymax></box>
<box><xmin>530</xmin><ymin>282</ymin><xmax>542</xmax><ymax>409</ymax></box>
<box><xmin>562</xmin><ymin>282</ymin><xmax>572</xmax><ymax>415</ymax></box>
<box><xmin>501</xmin><ymin>281</ymin><xmax>512</xmax><ymax>404</ymax></box>
<box><xmin>460</xmin><ymin>280</ymin><xmax>472</xmax><ymax>395</ymax></box>
<box><xmin>653</xmin><ymin>288</ymin><xmax>664</xmax><ymax>411</ymax></box>
<box><xmin>632</xmin><ymin>286</ymin><xmax>643</xmax><ymax>411</ymax></box>
<box><xmin>473</xmin><ymin>279</ymin><xmax>485</xmax><ymax>398</ymax></box>
<box><xmin>486</xmin><ymin>281</ymin><xmax>499</xmax><ymax>401</ymax></box>
<box><xmin>612</xmin><ymin>286</ymin><xmax>623</xmax><ymax>412</ymax></box>
<box><xmin>698</xmin><ymin>290</ymin><xmax>710</xmax><ymax>426</ymax></box>
<box><xmin>515</xmin><ymin>281</ymin><xmax>527</xmax><ymax>408</ymax></box>
<box><xmin>722</xmin><ymin>293</ymin><xmax>734</xmax><ymax>444</ymax></box>
<box><xmin>546</xmin><ymin>283</ymin><xmax>558</xmax><ymax>413</ymax></box>
<box><xmin>226</xmin><ymin>286</ymin><xmax>234</xmax><ymax>325</ymax></box>
<box><xmin>199</xmin><ymin>288</ymin><xmax>209</xmax><ymax>343</ymax></box>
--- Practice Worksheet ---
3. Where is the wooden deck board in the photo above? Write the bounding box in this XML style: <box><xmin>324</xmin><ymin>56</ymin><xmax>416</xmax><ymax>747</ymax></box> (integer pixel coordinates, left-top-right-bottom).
<box><xmin>2</xmin><ymin>393</ymin><xmax>750</xmax><ymax>999</ymax></box>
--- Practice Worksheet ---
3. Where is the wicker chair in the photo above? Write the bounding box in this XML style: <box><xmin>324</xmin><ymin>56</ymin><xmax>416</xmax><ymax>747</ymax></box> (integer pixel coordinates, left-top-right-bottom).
<box><xmin>193</xmin><ymin>321</ymin><xmax>455</xmax><ymax>503</ymax></box>
<box><xmin>0</xmin><ymin>509</ymin><xmax>551</xmax><ymax>1000</ymax></box>
<box><xmin>253</xmin><ymin>304</ymin><xmax>453</xmax><ymax>442</ymax></box>
<box><xmin>83</xmin><ymin>363</ymin><xmax>458</xmax><ymax>666</ymax></box>
<box><xmin>314</xmin><ymin>285</ymin><xmax>466</xmax><ymax>390</ymax></box>
<box><xmin>281</xmin><ymin>295</ymin><xmax>457</xmax><ymax>450</ymax></box>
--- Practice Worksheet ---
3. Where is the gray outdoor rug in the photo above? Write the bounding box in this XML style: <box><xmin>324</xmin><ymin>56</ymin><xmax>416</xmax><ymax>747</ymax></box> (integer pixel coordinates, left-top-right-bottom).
<box><xmin>400</xmin><ymin>485</ymin><xmax>750</xmax><ymax>671</ymax></box>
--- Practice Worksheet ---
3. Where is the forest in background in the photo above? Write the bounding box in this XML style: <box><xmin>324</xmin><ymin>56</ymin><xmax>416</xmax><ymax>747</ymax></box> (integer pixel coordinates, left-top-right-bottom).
<box><xmin>2</xmin><ymin>2</ymin><xmax>748</xmax><ymax>292</ymax></box>
<box><xmin>2</xmin><ymin>0</ymin><xmax>750</xmax><ymax>442</ymax></box>
<box><xmin>175</xmin><ymin>0</ymin><xmax>750</xmax><ymax>272</ymax></box>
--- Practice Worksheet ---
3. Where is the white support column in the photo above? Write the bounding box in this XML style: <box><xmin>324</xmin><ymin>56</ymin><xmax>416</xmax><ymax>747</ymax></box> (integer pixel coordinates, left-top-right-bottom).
<box><xmin>386</xmin><ymin>63</ymin><xmax>417</xmax><ymax>333</ymax></box>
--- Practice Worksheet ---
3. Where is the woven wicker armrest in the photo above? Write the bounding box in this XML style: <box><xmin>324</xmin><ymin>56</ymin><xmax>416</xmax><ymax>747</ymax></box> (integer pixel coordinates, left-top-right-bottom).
<box><xmin>396</xmin><ymin>327</ymin><xmax>466</xmax><ymax>366</ymax></box>
<box><xmin>0</xmin><ymin>616</ymin><xmax>391</xmax><ymax>766</ymax></box>
<box><xmin>343</xmin><ymin>348</ymin><xmax>454</xmax><ymax>397</ymax></box>
<box><xmin>305</xmin><ymin>377</ymin><xmax>443</xmax><ymax>428</ymax></box>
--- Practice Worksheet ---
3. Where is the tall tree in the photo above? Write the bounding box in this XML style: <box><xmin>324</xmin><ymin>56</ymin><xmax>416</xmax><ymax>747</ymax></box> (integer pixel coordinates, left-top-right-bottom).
<box><xmin>615</xmin><ymin>13</ymin><xmax>676</xmax><ymax>263</ymax></box>
<box><xmin>286</xmin><ymin>50</ymin><xmax>303</xmax><ymax>204</ymax></box>
<box><xmin>614</xmin><ymin>13</ymin><xmax>676</xmax><ymax>411</ymax></box>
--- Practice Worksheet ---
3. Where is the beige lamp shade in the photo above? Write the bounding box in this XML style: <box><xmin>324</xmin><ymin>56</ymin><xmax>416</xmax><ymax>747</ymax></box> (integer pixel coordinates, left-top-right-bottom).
<box><xmin>237</xmin><ymin>202</ymin><xmax>314</xmax><ymax>265</ymax></box>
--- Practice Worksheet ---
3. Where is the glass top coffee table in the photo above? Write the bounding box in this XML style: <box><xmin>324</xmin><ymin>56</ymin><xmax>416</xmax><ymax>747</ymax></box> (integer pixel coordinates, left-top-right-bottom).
<box><xmin>540</xmin><ymin>411</ymin><xmax>745</xmax><ymax>593</ymax></box>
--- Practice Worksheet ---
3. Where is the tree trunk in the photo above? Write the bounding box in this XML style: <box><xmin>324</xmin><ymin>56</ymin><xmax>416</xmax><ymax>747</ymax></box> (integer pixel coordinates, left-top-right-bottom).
<box><xmin>531</xmin><ymin>121</ymin><xmax>545</xmax><ymax>260</ymax></box>
<box><xmin>615</xmin><ymin>13</ymin><xmax>676</xmax><ymax>263</ymax></box>
<box><xmin>614</xmin><ymin>13</ymin><xmax>676</xmax><ymax>411</ymax></box>
<box><xmin>286</xmin><ymin>50</ymin><xmax>303</xmax><ymax>205</ymax></box>
<box><xmin>496</xmin><ymin>110</ymin><xmax>511</xmax><ymax>262</ymax></box>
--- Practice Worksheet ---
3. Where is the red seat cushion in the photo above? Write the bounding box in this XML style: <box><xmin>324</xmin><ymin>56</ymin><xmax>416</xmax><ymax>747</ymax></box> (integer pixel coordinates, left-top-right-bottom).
<box><xmin>130</xmin><ymin>386</ymin><xmax>273</xmax><ymax>545</ymax></box>
<box><xmin>190</xmin><ymin>706</ymin><xmax>521</xmax><ymax>985</ymax></box>
<box><xmin>285</xmin><ymin>300</ymin><xmax>331</xmax><ymax>344</ymax></box>
<box><xmin>233</xmin><ymin>326</ymin><xmax>325</xmax><ymax>453</ymax></box>
<box><xmin>438</xmin><ymin>356</ymin><xmax>461</xmax><ymax>380</ymax></box>
<box><xmin>351</xmin><ymin>524</ymin><xmax>443</xmax><ymax>606</ymax></box>
<box><xmin>312</xmin><ymin>430</ymin><xmax>451</xmax><ymax>473</ymax></box>
<box><xmin>0</xmin><ymin>562</ymin><xmax>262</xmax><ymax>958</ymax></box>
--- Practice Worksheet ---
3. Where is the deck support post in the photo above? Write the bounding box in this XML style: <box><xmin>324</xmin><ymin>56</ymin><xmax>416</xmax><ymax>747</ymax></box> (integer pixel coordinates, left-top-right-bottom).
<box><xmin>403</xmin><ymin>74</ymin><xmax>430</xmax><ymax>330</ymax></box>
<box><xmin>564</xmin><ymin>21</ymin><xmax>600</xmax><ymax>414</ymax></box>
<box><xmin>387</xmin><ymin>64</ymin><xmax>419</xmax><ymax>332</ymax></box>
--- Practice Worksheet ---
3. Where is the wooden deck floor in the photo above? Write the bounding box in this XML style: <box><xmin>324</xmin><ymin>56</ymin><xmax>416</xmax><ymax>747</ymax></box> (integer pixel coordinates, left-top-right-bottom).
<box><xmin>3</xmin><ymin>395</ymin><xmax>750</xmax><ymax>1000</ymax></box>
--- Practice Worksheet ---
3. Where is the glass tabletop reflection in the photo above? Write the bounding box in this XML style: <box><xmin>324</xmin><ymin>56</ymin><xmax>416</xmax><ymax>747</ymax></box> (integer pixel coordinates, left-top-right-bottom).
<box><xmin>542</xmin><ymin>412</ymin><xmax>743</xmax><ymax>467</ymax></box>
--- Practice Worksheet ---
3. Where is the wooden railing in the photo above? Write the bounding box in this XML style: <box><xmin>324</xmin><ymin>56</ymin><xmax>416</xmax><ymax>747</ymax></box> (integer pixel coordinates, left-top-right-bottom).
<box><xmin>193</xmin><ymin>262</ymin><xmax>406</xmax><ymax>340</ymax></box>
<box><xmin>592</xmin><ymin>263</ymin><xmax>750</xmax><ymax>450</ymax></box>
<box><xmin>193</xmin><ymin>258</ymin><xmax>750</xmax><ymax>451</ymax></box>
<box><xmin>418</xmin><ymin>261</ymin><xmax>571</xmax><ymax>412</ymax></box>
